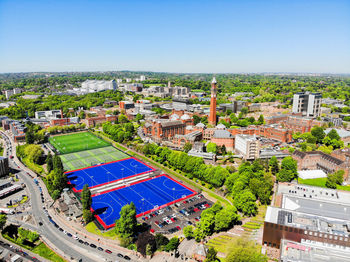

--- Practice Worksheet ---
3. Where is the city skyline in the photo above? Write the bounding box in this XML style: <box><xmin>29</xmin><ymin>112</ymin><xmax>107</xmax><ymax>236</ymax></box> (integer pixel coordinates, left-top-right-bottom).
<box><xmin>1</xmin><ymin>0</ymin><xmax>350</xmax><ymax>74</ymax></box>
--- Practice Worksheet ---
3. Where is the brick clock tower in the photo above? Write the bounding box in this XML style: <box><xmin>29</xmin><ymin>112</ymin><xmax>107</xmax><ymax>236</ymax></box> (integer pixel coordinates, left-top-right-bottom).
<box><xmin>208</xmin><ymin>77</ymin><xmax>217</xmax><ymax>126</ymax></box>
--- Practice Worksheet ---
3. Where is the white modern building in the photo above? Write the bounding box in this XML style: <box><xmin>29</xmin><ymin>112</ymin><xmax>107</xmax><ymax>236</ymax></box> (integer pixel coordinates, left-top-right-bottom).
<box><xmin>4</xmin><ymin>88</ymin><xmax>22</xmax><ymax>100</ymax></box>
<box><xmin>35</xmin><ymin>110</ymin><xmax>62</xmax><ymax>120</ymax></box>
<box><xmin>292</xmin><ymin>92</ymin><xmax>321</xmax><ymax>118</ymax></box>
<box><xmin>235</xmin><ymin>134</ymin><xmax>260</xmax><ymax>160</ymax></box>
<box><xmin>80</xmin><ymin>80</ymin><xmax>117</xmax><ymax>94</ymax></box>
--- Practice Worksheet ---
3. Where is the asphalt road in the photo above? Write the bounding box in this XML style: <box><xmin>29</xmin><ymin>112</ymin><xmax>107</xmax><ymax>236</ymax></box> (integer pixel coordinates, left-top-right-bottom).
<box><xmin>1</xmin><ymin>131</ymin><xmax>122</xmax><ymax>262</ymax></box>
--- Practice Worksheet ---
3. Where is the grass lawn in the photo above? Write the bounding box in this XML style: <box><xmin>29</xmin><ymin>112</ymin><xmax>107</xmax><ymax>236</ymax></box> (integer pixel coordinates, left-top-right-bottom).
<box><xmin>207</xmin><ymin>235</ymin><xmax>236</xmax><ymax>255</ymax></box>
<box><xmin>49</xmin><ymin>132</ymin><xmax>110</xmax><ymax>154</ymax></box>
<box><xmin>85</xmin><ymin>222</ymin><xmax>118</xmax><ymax>239</ymax></box>
<box><xmin>32</xmin><ymin>242</ymin><xmax>66</xmax><ymax>262</ymax></box>
<box><xmin>298</xmin><ymin>177</ymin><xmax>350</xmax><ymax>191</ymax></box>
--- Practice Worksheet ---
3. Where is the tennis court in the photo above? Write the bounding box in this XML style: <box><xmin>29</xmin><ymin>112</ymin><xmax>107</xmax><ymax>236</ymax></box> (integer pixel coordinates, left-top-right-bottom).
<box><xmin>66</xmin><ymin>157</ymin><xmax>155</xmax><ymax>192</ymax></box>
<box><xmin>91</xmin><ymin>174</ymin><xmax>197</xmax><ymax>229</ymax></box>
<box><xmin>60</xmin><ymin>146</ymin><xmax>129</xmax><ymax>171</ymax></box>
<box><xmin>49</xmin><ymin>132</ymin><xmax>110</xmax><ymax>154</ymax></box>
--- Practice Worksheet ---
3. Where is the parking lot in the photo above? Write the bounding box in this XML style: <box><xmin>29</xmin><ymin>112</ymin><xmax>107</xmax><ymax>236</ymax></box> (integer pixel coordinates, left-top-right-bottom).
<box><xmin>138</xmin><ymin>194</ymin><xmax>213</xmax><ymax>235</ymax></box>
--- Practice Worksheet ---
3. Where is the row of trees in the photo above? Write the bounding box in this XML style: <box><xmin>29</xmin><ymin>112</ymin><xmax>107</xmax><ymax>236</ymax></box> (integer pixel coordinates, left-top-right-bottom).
<box><xmin>45</xmin><ymin>153</ymin><xmax>67</xmax><ymax>200</ymax></box>
<box><xmin>140</xmin><ymin>143</ymin><xmax>229</xmax><ymax>188</ymax></box>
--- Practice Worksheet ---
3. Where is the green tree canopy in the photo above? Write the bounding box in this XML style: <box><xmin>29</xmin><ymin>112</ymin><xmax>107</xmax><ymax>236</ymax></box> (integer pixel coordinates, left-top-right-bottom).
<box><xmin>311</xmin><ymin>126</ymin><xmax>326</xmax><ymax>143</ymax></box>
<box><xmin>115</xmin><ymin>202</ymin><xmax>137</xmax><ymax>238</ymax></box>
<box><xmin>81</xmin><ymin>184</ymin><xmax>92</xmax><ymax>210</ymax></box>
<box><xmin>226</xmin><ymin>238</ymin><xmax>268</xmax><ymax>262</ymax></box>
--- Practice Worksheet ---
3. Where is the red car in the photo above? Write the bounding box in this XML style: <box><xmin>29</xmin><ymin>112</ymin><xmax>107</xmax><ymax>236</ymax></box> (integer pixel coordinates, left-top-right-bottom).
<box><xmin>176</xmin><ymin>226</ymin><xmax>181</xmax><ymax>230</ymax></box>
<box><xmin>150</xmin><ymin>229</ymin><xmax>155</xmax><ymax>233</ymax></box>
<box><xmin>194</xmin><ymin>208</ymin><xmax>200</xmax><ymax>212</ymax></box>
<box><xmin>170</xmin><ymin>218</ymin><xmax>175</xmax><ymax>222</ymax></box>
<box><xmin>9</xmin><ymin>156</ymin><xmax>13</xmax><ymax>159</ymax></box>
<box><xmin>105</xmin><ymin>249</ymin><xmax>112</xmax><ymax>254</ymax></box>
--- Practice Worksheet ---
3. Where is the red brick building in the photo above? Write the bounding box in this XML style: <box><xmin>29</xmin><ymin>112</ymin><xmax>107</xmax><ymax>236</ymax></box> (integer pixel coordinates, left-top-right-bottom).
<box><xmin>143</xmin><ymin>120</ymin><xmax>186</xmax><ymax>143</ymax></box>
<box><xmin>292</xmin><ymin>150</ymin><xmax>348</xmax><ymax>180</ymax></box>
<box><xmin>284</xmin><ymin>116</ymin><xmax>322</xmax><ymax>133</ymax></box>
<box><xmin>82</xmin><ymin>115</ymin><xmax>117</xmax><ymax>127</ymax></box>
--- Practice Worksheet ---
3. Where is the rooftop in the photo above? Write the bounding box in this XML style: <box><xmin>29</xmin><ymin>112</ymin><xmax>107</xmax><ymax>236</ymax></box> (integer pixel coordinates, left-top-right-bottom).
<box><xmin>325</xmin><ymin>128</ymin><xmax>350</xmax><ymax>138</ymax></box>
<box><xmin>213</xmin><ymin>129</ymin><xmax>233</xmax><ymax>139</ymax></box>
<box><xmin>265</xmin><ymin>206</ymin><xmax>350</xmax><ymax>237</ymax></box>
<box><xmin>280</xmin><ymin>239</ymin><xmax>350</xmax><ymax>262</ymax></box>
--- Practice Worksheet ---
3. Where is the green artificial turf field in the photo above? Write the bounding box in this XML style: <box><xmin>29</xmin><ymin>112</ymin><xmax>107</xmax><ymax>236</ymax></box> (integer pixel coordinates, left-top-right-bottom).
<box><xmin>60</xmin><ymin>146</ymin><xmax>129</xmax><ymax>171</ymax></box>
<box><xmin>49</xmin><ymin>132</ymin><xmax>110</xmax><ymax>154</ymax></box>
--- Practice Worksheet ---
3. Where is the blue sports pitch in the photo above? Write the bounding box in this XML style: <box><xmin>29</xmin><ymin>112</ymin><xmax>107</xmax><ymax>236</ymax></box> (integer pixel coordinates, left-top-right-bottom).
<box><xmin>91</xmin><ymin>174</ymin><xmax>196</xmax><ymax>229</ymax></box>
<box><xmin>66</xmin><ymin>157</ymin><xmax>155</xmax><ymax>192</ymax></box>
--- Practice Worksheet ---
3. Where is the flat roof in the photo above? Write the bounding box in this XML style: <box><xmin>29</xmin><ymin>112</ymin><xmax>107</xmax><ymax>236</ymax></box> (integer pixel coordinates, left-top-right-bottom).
<box><xmin>277</xmin><ymin>183</ymin><xmax>350</xmax><ymax>205</ymax></box>
<box><xmin>280</xmin><ymin>239</ymin><xmax>350</xmax><ymax>262</ymax></box>
<box><xmin>265</xmin><ymin>206</ymin><xmax>350</xmax><ymax>237</ymax></box>
<box><xmin>282</xmin><ymin>195</ymin><xmax>350</xmax><ymax>221</ymax></box>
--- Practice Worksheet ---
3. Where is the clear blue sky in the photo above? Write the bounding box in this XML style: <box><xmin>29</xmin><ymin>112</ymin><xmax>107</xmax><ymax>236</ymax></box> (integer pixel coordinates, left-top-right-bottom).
<box><xmin>0</xmin><ymin>0</ymin><xmax>349</xmax><ymax>73</ymax></box>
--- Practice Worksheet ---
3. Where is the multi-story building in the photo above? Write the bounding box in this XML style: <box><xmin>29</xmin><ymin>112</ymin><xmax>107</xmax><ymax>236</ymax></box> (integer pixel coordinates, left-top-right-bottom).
<box><xmin>219</xmin><ymin>101</ymin><xmax>248</xmax><ymax>113</ymax></box>
<box><xmin>143</xmin><ymin>120</ymin><xmax>186</xmax><ymax>143</ymax></box>
<box><xmin>285</xmin><ymin>115</ymin><xmax>321</xmax><ymax>133</ymax></box>
<box><xmin>235</xmin><ymin>134</ymin><xmax>260</xmax><ymax>160</ymax></box>
<box><xmin>35</xmin><ymin>110</ymin><xmax>62</xmax><ymax>120</ymax></box>
<box><xmin>292</xmin><ymin>150</ymin><xmax>348</xmax><ymax>180</ymax></box>
<box><xmin>81</xmin><ymin>115</ymin><xmax>117</xmax><ymax>128</ymax></box>
<box><xmin>0</xmin><ymin>157</ymin><xmax>9</xmax><ymax>177</ymax></box>
<box><xmin>4</xmin><ymin>88</ymin><xmax>22</xmax><ymax>100</ymax></box>
<box><xmin>263</xmin><ymin>183</ymin><xmax>350</xmax><ymax>260</ymax></box>
<box><xmin>210</xmin><ymin>124</ymin><xmax>235</xmax><ymax>151</ymax></box>
<box><xmin>74</xmin><ymin>80</ymin><xmax>116</xmax><ymax>94</ymax></box>
<box><xmin>119</xmin><ymin>101</ymin><xmax>135</xmax><ymax>110</ymax></box>
<box><xmin>292</xmin><ymin>92</ymin><xmax>321</xmax><ymax>118</ymax></box>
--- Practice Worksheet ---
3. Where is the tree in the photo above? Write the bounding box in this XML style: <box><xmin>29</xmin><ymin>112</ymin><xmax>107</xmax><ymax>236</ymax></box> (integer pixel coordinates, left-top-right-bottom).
<box><xmin>46</xmin><ymin>153</ymin><xmax>53</xmax><ymax>173</ymax></box>
<box><xmin>136</xmin><ymin>232</ymin><xmax>156</xmax><ymax>256</ymax></box>
<box><xmin>214</xmin><ymin>206</ymin><xmax>239</xmax><ymax>231</ymax></box>
<box><xmin>183</xmin><ymin>225</ymin><xmax>194</xmax><ymax>239</ymax></box>
<box><xmin>53</xmin><ymin>154</ymin><xmax>63</xmax><ymax>171</ymax></box>
<box><xmin>83</xmin><ymin>209</ymin><xmax>93</xmax><ymax>223</ymax></box>
<box><xmin>269</xmin><ymin>156</ymin><xmax>279</xmax><ymax>175</ymax></box>
<box><xmin>326</xmin><ymin>170</ymin><xmax>344</xmax><ymax>189</ymax></box>
<box><xmin>234</xmin><ymin>190</ymin><xmax>258</xmax><ymax>216</ymax></box>
<box><xmin>207</xmin><ymin>142</ymin><xmax>217</xmax><ymax>154</ymax></box>
<box><xmin>25</xmin><ymin>130</ymin><xmax>35</xmax><ymax>144</ymax></box>
<box><xmin>311</xmin><ymin>126</ymin><xmax>326</xmax><ymax>143</ymax></box>
<box><xmin>115</xmin><ymin>202</ymin><xmax>137</xmax><ymax>238</ymax></box>
<box><xmin>226</xmin><ymin>238</ymin><xmax>268</xmax><ymax>262</ymax></box>
<box><xmin>257</xmin><ymin>115</ymin><xmax>264</xmax><ymax>125</ymax></box>
<box><xmin>183</xmin><ymin>142</ymin><xmax>193</xmax><ymax>153</ymax></box>
<box><xmin>118</xmin><ymin>114</ymin><xmax>128</xmax><ymax>123</ymax></box>
<box><xmin>277</xmin><ymin>156</ymin><xmax>298</xmax><ymax>182</ymax></box>
<box><xmin>155</xmin><ymin>233</ymin><xmax>169</xmax><ymax>250</ymax></box>
<box><xmin>165</xmin><ymin>237</ymin><xmax>179</xmax><ymax>252</ymax></box>
<box><xmin>193</xmin><ymin>115</ymin><xmax>201</xmax><ymax>125</ymax></box>
<box><xmin>0</xmin><ymin>214</ymin><xmax>7</xmax><ymax>231</ymax></box>
<box><xmin>240</xmin><ymin>107</ymin><xmax>248</xmax><ymax>116</ymax></box>
<box><xmin>205</xmin><ymin>247</ymin><xmax>218</xmax><ymax>262</ymax></box>
<box><xmin>81</xmin><ymin>184</ymin><xmax>92</xmax><ymax>210</ymax></box>
<box><xmin>327</xmin><ymin>129</ymin><xmax>340</xmax><ymax>140</ymax></box>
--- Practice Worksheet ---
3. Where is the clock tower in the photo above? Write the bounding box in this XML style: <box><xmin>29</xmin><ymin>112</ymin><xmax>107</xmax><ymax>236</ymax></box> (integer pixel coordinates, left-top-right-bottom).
<box><xmin>208</xmin><ymin>77</ymin><xmax>217</xmax><ymax>126</ymax></box>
